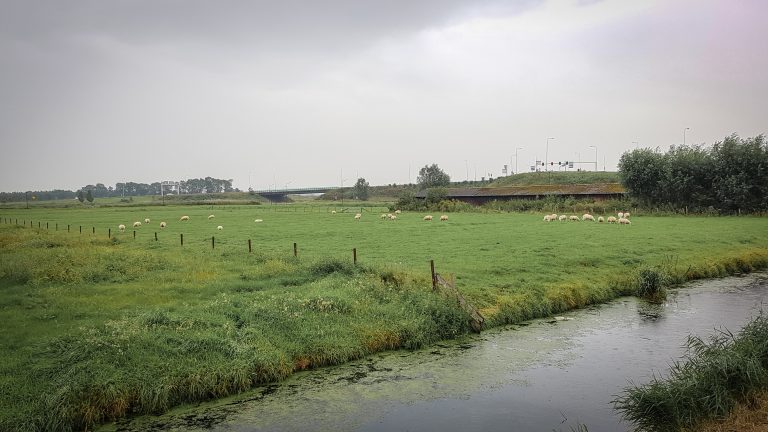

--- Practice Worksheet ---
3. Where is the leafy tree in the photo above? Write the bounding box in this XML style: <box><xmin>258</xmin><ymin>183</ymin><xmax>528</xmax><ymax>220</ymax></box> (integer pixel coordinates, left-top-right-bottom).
<box><xmin>618</xmin><ymin>149</ymin><xmax>666</xmax><ymax>205</ymax></box>
<box><xmin>711</xmin><ymin>134</ymin><xmax>768</xmax><ymax>213</ymax></box>
<box><xmin>76</xmin><ymin>190</ymin><xmax>84</xmax><ymax>203</ymax></box>
<box><xmin>395</xmin><ymin>190</ymin><xmax>420</xmax><ymax>211</ymax></box>
<box><xmin>425</xmin><ymin>187</ymin><xmax>448</xmax><ymax>206</ymax></box>
<box><xmin>85</xmin><ymin>190</ymin><xmax>94</xmax><ymax>203</ymax></box>
<box><xmin>353</xmin><ymin>178</ymin><xmax>370</xmax><ymax>201</ymax></box>
<box><xmin>417</xmin><ymin>164</ymin><xmax>451</xmax><ymax>188</ymax></box>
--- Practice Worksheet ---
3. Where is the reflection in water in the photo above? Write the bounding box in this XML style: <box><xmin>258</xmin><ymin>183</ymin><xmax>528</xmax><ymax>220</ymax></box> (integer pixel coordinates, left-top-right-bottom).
<box><xmin>109</xmin><ymin>273</ymin><xmax>768</xmax><ymax>432</ymax></box>
<box><xmin>637</xmin><ymin>301</ymin><xmax>665</xmax><ymax>322</ymax></box>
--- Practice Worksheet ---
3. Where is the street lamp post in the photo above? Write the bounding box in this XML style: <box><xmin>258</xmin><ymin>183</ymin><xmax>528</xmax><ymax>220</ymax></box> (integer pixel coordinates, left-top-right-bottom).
<box><xmin>515</xmin><ymin>147</ymin><xmax>523</xmax><ymax>175</ymax></box>
<box><xmin>545</xmin><ymin>138</ymin><xmax>554</xmax><ymax>171</ymax></box>
<box><xmin>683</xmin><ymin>127</ymin><xmax>690</xmax><ymax>145</ymax></box>
<box><xmin>588</xmin><ymin>145</ymin><xmax>597</xmax><ymax>171</ymax></box>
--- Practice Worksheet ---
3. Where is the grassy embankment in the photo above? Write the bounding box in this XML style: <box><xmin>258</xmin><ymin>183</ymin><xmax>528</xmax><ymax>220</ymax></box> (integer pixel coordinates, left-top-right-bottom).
<box><xmin>1</xmin><ymin>205</ymin><xmax>767</xmax><ymax>430</ymax></box>
<box><xmin>615</xmin><ymin>313</ymin><xmax>768</xmax><ymax>432</ymax></box>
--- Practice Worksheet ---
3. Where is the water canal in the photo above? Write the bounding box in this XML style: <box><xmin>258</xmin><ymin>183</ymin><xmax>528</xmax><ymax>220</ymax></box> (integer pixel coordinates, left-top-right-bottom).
<box><xmin>110</xmin><ymin>273</ymin><xmax>768</xmax><ymax>432</ymax></box>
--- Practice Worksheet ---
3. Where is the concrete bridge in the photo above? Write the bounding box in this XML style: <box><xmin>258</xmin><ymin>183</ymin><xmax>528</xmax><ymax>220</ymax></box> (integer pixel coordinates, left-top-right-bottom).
<box><xmin>251</xmin><ymin>186</ymin><xmax>335</xmax><ymax>201</ymax></box>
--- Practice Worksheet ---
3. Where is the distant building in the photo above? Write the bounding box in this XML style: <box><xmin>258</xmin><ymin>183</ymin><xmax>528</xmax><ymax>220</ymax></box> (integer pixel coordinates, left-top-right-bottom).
<box><xmin>415</xmin><ymin>183</ymin><xmax>625</xmax><ymax>205</ymax></box>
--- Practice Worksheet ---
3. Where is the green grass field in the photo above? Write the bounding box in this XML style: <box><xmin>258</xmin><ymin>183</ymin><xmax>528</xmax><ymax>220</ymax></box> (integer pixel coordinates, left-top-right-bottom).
<box><xmin>1</xmin><ymin>205</ymin><xmax>767</xmax><ymax>430</ymax></box>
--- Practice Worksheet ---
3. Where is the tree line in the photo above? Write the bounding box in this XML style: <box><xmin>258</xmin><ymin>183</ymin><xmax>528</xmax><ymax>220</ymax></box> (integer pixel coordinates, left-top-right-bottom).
<box><xmin>0</xmin><ymin>177</ymin><xmax>237</xmax><ymax>203</ymax></box>
<box><xmin>618</xmin><ymin>134</ymin><xmax>767</xmax><ymax>213</ymax></box>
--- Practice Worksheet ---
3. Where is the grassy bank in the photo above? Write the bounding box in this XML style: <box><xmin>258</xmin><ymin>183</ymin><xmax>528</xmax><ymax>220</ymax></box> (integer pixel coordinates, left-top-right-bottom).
<box><xmin>615</xmin><ymin>313</ymin><xmax>768</xmax><ymax>432</ymax></box>
<box><xmin>1</xmin><ymin>207</ymin><xmax>767</xmax><ymax>430</ymax></box>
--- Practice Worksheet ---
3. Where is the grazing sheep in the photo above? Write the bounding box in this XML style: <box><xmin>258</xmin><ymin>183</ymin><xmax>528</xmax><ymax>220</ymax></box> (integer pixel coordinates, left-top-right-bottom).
<box><xmin>569</xmin><ymin>215</ymin><xmax>580</xmax><ymax>222</ymax></box>
<box><xmin>543</xmin><ymin>214</ymin><xmax>554</xmax><ymax>222</ymax></box>
<box><xmin>254</xmin><ymin>219</ymin><xmax>263</xmax><ymax>223</ymax></box>
<box><xmin>551</xmin><ymin>214</ymin><xmax>558</xmax><ymax>220</ymax></box>
<box><xmin>208</xmin><ymin>214</ymin><xmax>215</xmax><ymax>220</ymax></box>
<box><xmin>395</xmin><ymin>210</ymin><xmax>402</xmax><ymax>214</ymax></box>
<box><xmin>624</xmin><ymin>211</ymin><xmax>631</xmax><ymax>218</ymax></box>
<box><xmin>389</xmin><ymin>214</ymin><xmax>397</xmax><ymax>221</ymax></box>
<box><xmin>160</xmin><ymin>222</ymin><xmax>167</xmax><ymax>228</ymax></box>
<box><xmin>597</xmin><ymin>216</ymin><xmax>605</xmax><ymax>223</ymax></box>
<box><xmin>133</xmin><ymin>221</ymin><xmax>142</xmax><ymax>228</ymax></box>
<box><xmin>331</xmin><ymin>210</ymin><xmax>336</xmax><ymax>214</ymax></box>
<box><xmin>618</xmin><ymin>212</ymin><xmax>624</xmax><ymax>219</ymax></box>
<box><xmin>144</xmin><ymin>218</ymin><xmax>150</xmax><ymax>224</ymax></box>
<box><xmin>423</xmin><ymin>215</ymin><xmax>433</xmax><ymax>221</ymax></box>
<box><xmin>607</xmin><ymin>216</ymin><xmax>618</xmax><ymax>224</ymax></box>
<box><xmin>381</xmin><ymin>213</ymin><xmax>388</xmax><ymax>219</ymax></box>
<box><xmin>618</xmin><ymin>217</ymin><xmax>631</xmax><ymax>225</ymax></box>
<box><xmin>582</xmin><ymin>214</ymin><xmax>595</xmax><ymax>222</ymax></box>
<box><xmin>179</xmin><ymin>216</ymin><xmax>190</xmax><ymax>221</ymax></box>
<box><xmin>354</xmin><ymin>213</ymin><xmax>362</xmax><ymax>220</ymax></box>
<box><xmin>118</xmin><ymin>224</ymin><xmax>126</xmax><ymax>232</ymax></box>
<box><xmin>217</xmin><ymin>225</ymin><xmax>223</xmax><ymax>230</ymax></box>
<box><xmin>559</xmin><ymin>215</ymin><xmax>568</xmax><ymax>222</ymax></box>
<box><xmin>440</xmin><ymin>215</ymin><xmax>448</xmax><ymax>221</ymax></box>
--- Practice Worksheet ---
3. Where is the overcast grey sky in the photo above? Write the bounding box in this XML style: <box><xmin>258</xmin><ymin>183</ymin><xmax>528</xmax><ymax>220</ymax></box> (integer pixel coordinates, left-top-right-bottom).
<box><xmin>1</xmin><ymin>0</ymin><xmax>766</xmax><ymax>192</ymax></box>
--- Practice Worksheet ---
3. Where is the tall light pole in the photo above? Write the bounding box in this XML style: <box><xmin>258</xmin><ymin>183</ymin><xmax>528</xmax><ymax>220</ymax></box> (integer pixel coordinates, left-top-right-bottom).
<box><xmin>464</xmin><ymin>160</ymin><xmax>469</xmax><ymax>182</ymax></box>
<box><xmin>515</xmin><ymin>147</ymin><xmax>523</xmax><ymax>175</ymax></box>
<box><xmin>546</xmin><ymin>137</ymin><xmax>554</xmax><ymax>171</ymax></box>
<box><xmin>683</xmin><ymin>127</ymin><xmax>690</xmax><ymax>145</ymax></box>
<box><xmin>588</xmin><ymin>145</ymin><xmax>597</xmax><ymax>171</ymax></box>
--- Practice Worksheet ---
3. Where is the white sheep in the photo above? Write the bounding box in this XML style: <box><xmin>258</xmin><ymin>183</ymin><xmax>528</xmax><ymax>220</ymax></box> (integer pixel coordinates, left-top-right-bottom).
<box><xmin>381</xmin><ymin>213</ymin><xmax>388</xmax><ymax>219</ymax></box>
<box><xmin>607</xmin><ymin>216</ymin><xmax>618</xmax><ymax>224</ymax></box>
<box><xmin>558</xmin><ymin>215</ymin><xmax>568</xmax><ymax>222</ymax></box>
<box><xmin>133</xmin><ymin>221</ymin><xmax>142</xmax><ymax>228</ymax></box>
<box><xmin>597</xmin><ymin>216</ymin><xmax>605</xmax><ymax>223</ymax></box>
<box><xmin>354</xmin><ymin>213</ymin><xmax>362</xmax><ymax>220</ymax></box>
<box><xmin>208</xmin><ymin>214</ymin><xmax>215</xmax><ymax>220</ymax></box>
<box><xmin>144</xmin><ymin>218</ymin><xmax>150</xmax><ymax>224</ymax></box>
<box><xmin>624</xmin><ymin>211</ymin><xmax>631</xmax><ymax>218</ymax></box>
<box><xmin>217</xmin><ymin>225</ymin><xmax>223</xmax><ymax>230</ymax></box>
<box><xmin>618</xmin><ymin>217</ymin><xmax>631</xmax><ymax>225</ymax></box>
<box><xmin>118</xmin><ymin>224</ymin><xmax>126</xmax><ymax>232</ymax></box>
<box><xmin>423</xmin><ymin>215</ymin><xmax>433</xmax><ymax>221</ymax></box>
<box><xmin>543</xmin><ymin>214</ymin><xmax>554</xmax><ymax>222</ymax></box>
<box><xmin>254</xmin><ymin>219</ymin><xmax>263</xmax><ymax>223</ymax></box>
<box><xmin>582</xmin><ymin>214</ymin><xmax>595</xmax><ymax>222</ymax></box>
<box><xmin>551</xmin><ymin>214</ymin><xmax>558</xmax><ymax>220</ymax></box>
<box><xmin>440</xmin><ymin>215</ymin><xmax>448</xmax><ymax>221</ymax></box>
<box><xmin>179</xmin><ymin>215</ymin><xmax>190</xmax><ymax>221</ymax></box>
<box><xmin>389</xmin><ymin>214</ymin><xmax>397</xmax><ymax>221</ymax></box>
<box><xmin>618</xmin><ymin>212</ymin><xmax>624</xmax><ymax>219</ymax></box>
<box><xmin>159</xmin><ymin>222</ymin><xmax>167</xmax><ymax>229</ymax></box>
<box><xmin>331</xmin><ymin>210</ymin><xmax>336</xmax><ymax>214</ymax></box>
<box><xmin>395</xmin><ymin>210</ymin><xmax>402</xmax><ymax>214</ymax></box>
<box><xmin>569</xmin><ymin>215</ymin><xmax>581</xmax><ymax>222</ymax></box>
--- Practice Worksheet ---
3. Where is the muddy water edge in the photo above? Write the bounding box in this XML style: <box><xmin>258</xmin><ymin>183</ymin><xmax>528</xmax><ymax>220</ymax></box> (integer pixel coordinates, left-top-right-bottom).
<box><xmin>105</xmin><ymin>273</ymin><xmax>768</xmax><ymax>432</ymax></box>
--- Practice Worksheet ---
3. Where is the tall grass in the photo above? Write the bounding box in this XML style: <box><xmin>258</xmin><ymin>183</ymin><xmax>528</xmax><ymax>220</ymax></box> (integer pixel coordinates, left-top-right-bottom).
<box><xmin>614</xmin><ymin>313</ymin><xmax>768</xmax><ymax>432</ymax></box>
<box><xmin>1</xmin><ymin>208</ymin><xmax>767</xmax><ymax>430</ymax></box>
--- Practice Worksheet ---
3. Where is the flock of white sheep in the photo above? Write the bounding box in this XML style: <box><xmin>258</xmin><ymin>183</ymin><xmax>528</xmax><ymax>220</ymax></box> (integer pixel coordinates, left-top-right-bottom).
<box><xmin>117</xmin><ymin>214</ymin><xmax>235</xmax><ymax>233</ymax></box>
<box><xmin>343</xmin><ymin>209</ymin><xmax>450</xmax><ymax>222</ymax></box>
<box><xmin>543</xmin><ymin>211</ymin><xmax>632</xmax><ymax>225</ymax></box>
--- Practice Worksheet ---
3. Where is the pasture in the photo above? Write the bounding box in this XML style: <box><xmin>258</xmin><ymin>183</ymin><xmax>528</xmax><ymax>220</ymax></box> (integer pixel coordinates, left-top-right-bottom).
<box><xmin>1</xmin><ymin>205</ymin><xmax>767</xmax><ymax>430</ymax></box>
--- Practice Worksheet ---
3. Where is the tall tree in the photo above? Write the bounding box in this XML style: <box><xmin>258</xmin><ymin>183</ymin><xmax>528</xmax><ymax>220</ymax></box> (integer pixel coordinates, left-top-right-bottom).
<box><xmin>353</xmin><ymin>177</ymin><xmax>370</xmax><ymax>201</ymax></box>
<box><xmin>417</xmin><ymin>164</ymin><xmax>451</xmax><ymax>188</ymax></box>
<box><xmin>85</xmin><ymin>189</ymin><xmax>94</xmax><ymax>203</ymax></box>
<box><xmin>76</xmin><ymin>190</ymin><xmax>84</xmax><ymax>203</ymax></box>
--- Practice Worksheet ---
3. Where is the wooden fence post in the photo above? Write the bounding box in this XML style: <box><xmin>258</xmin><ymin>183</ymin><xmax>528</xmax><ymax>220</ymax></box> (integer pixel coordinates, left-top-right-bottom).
<box><xmin>155</xmin><ymin>232</ymin><xmax>158</xmax><ymax>241</ymax></box>
<box><xmin>92</xmin><ymin>227</ymin><xmax>95</xmax><ymax>234</ymax></box>
<box><xmin>109</xmin><ymin>228</ymin><xmax>111</xmax><ymax>238</ymax></box>
<box><xmin>430</xmin><ymin>260</ymin><xmax>437</xmax><ymax>291</ymax></box>
<box><xmin>248</xmin><ymin>239</ymin><xmax>252</xmax><ymax>253</ymax></box>
<box><xmin>180</xmin><ymin>233</ymin><xmax>184</xmax><ymax>246</ymax></box>
<box><xmin>79</xmin><ymin>226</ymin><xmax>82</xmax><ymax>234</ymax></box>
<box><xmin>353</xmin><ymin>248</ymin><xmax>357</xmax><ymax>265</ymax></box>
<box><xmin>293</xmin><ymin>242</ymin><xmax>297</xmax><ymax>257</ymax></box>
<box><xmin>133</xmin><ymin>230</ymin><xmax>136</xmax><ymax>239</ymax></box>
<box><xmin>212</xmin><ymin>236</ymin><xmax>215</xmax><ymax>249</ymax></box>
